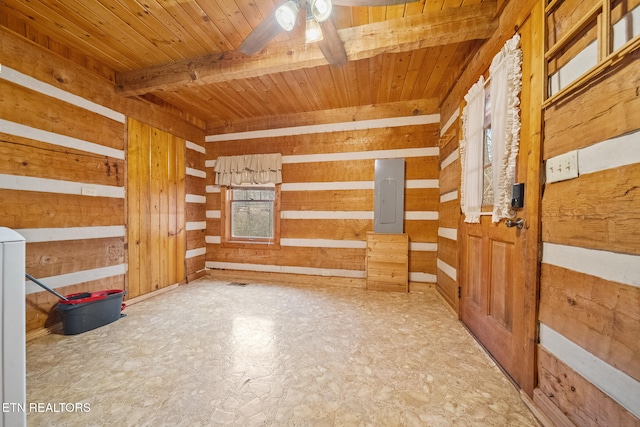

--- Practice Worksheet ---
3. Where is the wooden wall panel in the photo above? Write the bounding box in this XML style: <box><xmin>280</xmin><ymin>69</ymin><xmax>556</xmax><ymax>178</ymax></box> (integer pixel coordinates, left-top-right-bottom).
<box><xmin>281</xmin><ymin>190</ymin><xmax>372</xmax><ymax>211</ymax></box>
<box><xmin>537</xmin><ymin>347</ymin><xmax>640</xmax><ymax>427</ymax></box>
<box><xmin>0</xmin><ymin>134</ymin><xmax>124</xmax><ymax>187</ymax></box>
<box><xmin>211</xmin><ymin>124</ymin><xmax>439</xmax><ymax>157</ymax></box>
<box><xmin>0</xmin><ymin>190</ymin><xmax>125</xmax><ymax>228</ymax></box>
<box><xmin>26</xmin><ymin>238</ymin><xmax>125</xmax><ymax>278</ymax></box>
<box><xmin>439</xmin><ymin>159</ymin><xmax>459</xmax><ymax>194</ymax></box>
<box><xmin>543</xmin><ymin>50</ymin><xmax>640</xmax><ymax>159</ymax></box>
<box><xmin>281</xmin><ymin>219</ymin><xmax>372</xmax><ymax>240</ymax></box>
<box><xmin>405</xmin><ymin>188</ymin><xmax>439</xmax><ymax>211</ymax></box>
<box><xmin>185</xmin><ymin>175</ymin><xmax>206</xmax><ymax>196</ymax></box>
<box><xmin>0</xmin><ymin>80</ymin><xmax>124</xmax><ymax>150</ymax></box>
<box><xmin>186</xmin><ymin>203</ymin><xmax>206</xmax><ymax>223</ymax></box>
<box><xmin>540</xmin><ymin>1</ymin><xmax>640</xmax><ymax>421</ymax></box>
<box><xmin>186</xmin><ymin>229</ymin><xmax>206</xmax><ymax>251</ymax></box>
<box><xmin>439</xmin><ymin>199</ymin><xmax>460</xmax><ymax>229</ymax></box>
<box><xmin>542</xmin><ymin>164</ymin><xmax>640</xmax><ymax>255</ymax></box>
<box><xmin>437</xmin><ymin>236</ymin><xmax>457</xmax><ymax>269</ymax></box>
<box><xmin>540</xmin><ymin>263</ymin><xmax>640</xmax><ymax>381</ymax></box>
<box><xmin>211</xmin><ymin>246</ymin><xmax>366</xmax><ymax>271</ymax></box>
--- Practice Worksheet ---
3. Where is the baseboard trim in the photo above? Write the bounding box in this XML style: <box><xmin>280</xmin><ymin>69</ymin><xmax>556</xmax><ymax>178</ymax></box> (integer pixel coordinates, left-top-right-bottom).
<box><xmin>125</xmin><ymin>283</ymin><xmax>180</xmax><ymax>306</ymax></box>
<box><xmin>206</xmin><ymin>269</ymin><xmax>366</xmax><ymax>289</ymax></box>
<box><xmin>531</xmin><ymin>388</ymin><xmax>576</xmax><ymax>427</ymax></box>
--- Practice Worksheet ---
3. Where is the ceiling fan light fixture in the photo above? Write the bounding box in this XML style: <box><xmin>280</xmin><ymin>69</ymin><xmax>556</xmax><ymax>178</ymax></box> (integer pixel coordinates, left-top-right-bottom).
<box><xmin>275</xmin><ymin>1</ymin><xmax>299</xmax><ymax>31</ymax></box>
<box><xmin>310</xmin><ymin>0</ymin><xmax>332</xmax><ymax>22</ymax></box>
<box><xmin>305</xmin><ymin>17</ymin><xmax>323</xmax><ymax>43</ymax></box>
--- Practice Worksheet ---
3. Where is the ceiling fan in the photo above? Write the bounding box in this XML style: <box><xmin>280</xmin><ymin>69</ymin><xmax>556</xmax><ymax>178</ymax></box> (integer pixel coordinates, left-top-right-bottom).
<box><xmin>238</xmin><ymin>0</ymin><xmax>419</xmax><ymax>67</ymax></box>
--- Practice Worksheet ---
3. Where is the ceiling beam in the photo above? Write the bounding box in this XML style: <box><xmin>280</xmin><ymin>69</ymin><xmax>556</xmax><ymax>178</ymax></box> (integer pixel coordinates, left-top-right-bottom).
<box><xmin>115</xmin><ymin>1</ymin><xmax>497</xmax><ymax>97</ymax></box>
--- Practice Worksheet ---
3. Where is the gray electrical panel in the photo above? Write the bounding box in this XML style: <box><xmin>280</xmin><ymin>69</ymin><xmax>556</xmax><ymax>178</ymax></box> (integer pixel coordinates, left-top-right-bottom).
<box><xmin>374</xmin><ymin>158</ymin><xmax>405</xmax><ymax>233</ymax></box>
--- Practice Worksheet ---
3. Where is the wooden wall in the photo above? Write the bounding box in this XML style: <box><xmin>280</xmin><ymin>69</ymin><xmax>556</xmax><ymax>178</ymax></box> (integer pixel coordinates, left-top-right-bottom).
<box><xmin>0</xmin><ymin>24</ymin><xmax>206</xmax><ymax>334</ymax></box>
<box><xmin>205</xmin><ymin>114</ymin><xmax>441</xmax><ymax>290</ymax></box>
<box><xmin>535</xmin><ymin>0</ymin><xmax>640</xmax><ymax>422</ymax></box>
<box><xmin>436</xmin><ymin>112</ymin><xmax>461</xmax><ymax>311</ymax></box>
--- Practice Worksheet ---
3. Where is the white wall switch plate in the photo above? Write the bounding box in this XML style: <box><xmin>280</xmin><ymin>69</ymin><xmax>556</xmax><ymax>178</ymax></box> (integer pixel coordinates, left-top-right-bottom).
<box><xmin>545</xmin><ymin>150</ymin><xmax>579</xmax><ymax>184</ymax></box>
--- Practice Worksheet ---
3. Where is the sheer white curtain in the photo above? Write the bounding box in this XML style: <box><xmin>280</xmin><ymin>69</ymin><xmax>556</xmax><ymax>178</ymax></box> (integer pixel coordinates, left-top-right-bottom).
<box><xmin>214</xmin><ymin>153</ymin><xmax>282</xmax><ymax>186</ymax></box>
<box><xmin>490</xmin><ymin>33</ymin><xmax>523</xmax><ymax>222</ymax></box>
<box><xmin>460</xmin><ymin>76</ymin><xmax>485</xmax><ymax>223</ymax></box>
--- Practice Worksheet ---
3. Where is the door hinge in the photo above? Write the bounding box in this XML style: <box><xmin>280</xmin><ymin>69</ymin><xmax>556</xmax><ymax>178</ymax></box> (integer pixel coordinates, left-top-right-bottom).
<box><xmin>458</xmin><ymin>286</ymin><xmax>461</xmax><ymax>299</ymax></box>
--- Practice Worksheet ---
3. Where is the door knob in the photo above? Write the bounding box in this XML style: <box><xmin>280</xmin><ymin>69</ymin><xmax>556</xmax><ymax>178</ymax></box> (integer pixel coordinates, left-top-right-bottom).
<box><xmin>505</xmin><ymin>218</ymin><xmax>524</xmax><ymax>230</ymax></box>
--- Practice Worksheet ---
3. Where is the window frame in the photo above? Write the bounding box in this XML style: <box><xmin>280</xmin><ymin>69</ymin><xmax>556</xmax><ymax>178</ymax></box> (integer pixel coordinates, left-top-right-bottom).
<box><xmin>220</xmin><ymin>184</ymin><xmax>281</xmax><ymax>249</ymax></box>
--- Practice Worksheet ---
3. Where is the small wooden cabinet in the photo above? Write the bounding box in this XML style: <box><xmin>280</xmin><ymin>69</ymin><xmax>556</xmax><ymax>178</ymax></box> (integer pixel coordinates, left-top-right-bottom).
<box><xmin>366</xmin><ymin>232</ymin><xmax>409</xmax><ymax>292</ymax></box>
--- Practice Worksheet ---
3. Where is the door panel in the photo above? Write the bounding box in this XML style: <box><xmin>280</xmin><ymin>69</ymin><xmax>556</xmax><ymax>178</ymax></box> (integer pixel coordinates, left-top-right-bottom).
<box><xmin>489</xmin><ymin>239</ymin><xmax>514</xmax><ymax>331</ymax></box>
<box><xmin>462</xmin><ymin>219</ymin><xmax>522</xmax><ymax>387</ymax></box>
<box><xmin>127</xmin><ymin>118</ymin><xmax>185</xmax><ymax>298</ymax></box>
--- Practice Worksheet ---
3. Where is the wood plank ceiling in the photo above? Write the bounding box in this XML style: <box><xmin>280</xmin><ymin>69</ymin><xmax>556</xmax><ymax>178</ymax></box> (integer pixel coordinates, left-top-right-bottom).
<box><xmin>0</xmin><ymin>0</ymin><xmax>499</xmax><ymax>131</ymax></box>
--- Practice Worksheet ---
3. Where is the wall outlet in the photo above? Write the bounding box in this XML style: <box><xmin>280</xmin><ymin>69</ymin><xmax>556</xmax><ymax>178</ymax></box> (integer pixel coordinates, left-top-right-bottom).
<box><xmin>545</xmin><ymin>150</ymin><xmax>579</xmax><ymax>184</ymax></box>
<box><xmin>81</xmin><ymin>187</ymin><xmax>98</xmax><ymax>196</ymax></box>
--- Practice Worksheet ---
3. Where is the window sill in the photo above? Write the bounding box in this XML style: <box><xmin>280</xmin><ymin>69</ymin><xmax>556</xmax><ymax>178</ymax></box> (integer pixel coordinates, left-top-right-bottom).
<box><xmin>221</xmin><ymin>240</ymin><xmax>281</xmax><ymax>250</ymax></box>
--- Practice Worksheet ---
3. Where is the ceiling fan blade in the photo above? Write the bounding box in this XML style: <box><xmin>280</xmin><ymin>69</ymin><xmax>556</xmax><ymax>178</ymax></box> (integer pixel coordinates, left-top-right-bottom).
<box><xmin>332</xmin><ymin>0</ymin><xmax>420</xmax><ymax>6</ymax></box>
<box><xmin>318</xmin><ymin>19</ymin><xmax>348</xmax><ymax>67</ymax></box>
<box><xmin>238</xmin><ymin>14</ymin><xmax>285</xmax><ymax>56</ymax></box>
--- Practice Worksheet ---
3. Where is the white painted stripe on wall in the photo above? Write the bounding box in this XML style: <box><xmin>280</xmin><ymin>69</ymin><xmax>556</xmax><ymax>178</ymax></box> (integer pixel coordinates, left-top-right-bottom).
<box><xmin>543</xmin><ymin>243</ymin><xmax>640</xmax><ymax>288</ymax></box>
<box><xmin>186</xmin><ymin>140</ymin><xmax>206</xmax><ymax>153</ymax></box>
<box><xmin>186</xmin><ymin>194</ymin><xmax>206</xmax><ymax>204</ymax></box>
<box><xmin>206</xmin><ymin>114</ymin><xmax>440</xmax><ymax>142</ymax></box>
<box><xmin>186</xmin><ymin>221</ymin><xmax>207</xmax><ymax>231</ymax></box>
<box><xmin>410</xmin><ymin>272</ymin><xmax>437</xmax><ymax>283</ymax></box>
<box><xmin>0</xmin><ymin>119</ymin><xmax>125</xmax><ymax>160</ymax></box>
<box><xmin>578</xmin><ymin>129</ymin><xmax>640</xmax><ymax>175</ymax></box>
<box><xmin>206</xmin><ymin>261</ymin><xmax>366</xmax><ymax>279</ymax></box>
<box><xmin>406</xmin><ymin>179</ymin><xmax>439</xmax><ymax>189</ymax></box>
<box><xmin>206</xmin><ymin>210</ymin><xmax>221</xmax><ymax>219</ymax></box>
<box><xmin>205</xmin><ymin>160</ymin><xmax>216</xmax><ymax>168</ymax></box>
<box><xmin>539</xmin><ymin>324</ymin><xmax>640</xmax><ymax>418</ymax></box>
<box><xmin>440</xmin><ymin>190</ymin><xmax>458</xmax><ymax>203</ymax></box>
<box><xmin>186</xmin><ymin>167</ymin><xmax>206</xmax><ymax>178</ymax></box>
<box><xmin>24</xmin><ymin>264</ymin><xmax>127</xmax><ymax>295</ymax></box>
<box><xmin>186</xmin><ymin>247</ymin><xmax>206</xmax><ymax>258</ymax></box>
<box><xmin>406</xmin><ymin>211</ymin><xmax>439</xmax><ymax>220</ymax></box>
<box><xmin>206</xmin><ymin>236</ymin><xmax>221</xmax><ymax>244</ymax></box>
<box><xmin>206</xmin><ymin>185</ymin><xmax>221</xmax><ymax>193</ymax></box>
<box><xmin>441</xmin><ymin>150</ymin><xmax>459</xmax><ymax>169</ymax></box>
<box><xmin>281</xmin><ymin>211</ymin><xmax>373</xmax><ymax>220</ymax></box>
<box><xmin>281</xmin><ymin>179</ymin><xmax>438</xmax><ymax>191</ymax></box>
<box><xmin>438</xmin><ymin>227</ymin><xmax>458</xmax><ymax>241</ymax></box>
<box><xmin>283</xmin><ymin>147</ymin><xmax>439</xmax><ymax>164</ymax></box>
<box><xmin>441</xmin><ymin>109</ymin><xmax>460</xmax><ymax>136</ymax></box>
<box><xmin>281</xmin><ymin>238</ymin><xmax>366</xmax><ymax>249</ymax></box>
<box><xmin>437</xmin><ymin>259</ymin><xmax>457</xmax><ymax>281</ymax></box>
<box><xmin>0</xmin><ymin>65</ymin><xmax>125</xmax><ymax>123</ymax></box>
<box><xmin>0</xmin><ymin>174</ymin><xmax>124</xmax><ymax>198</ymax></box>
<box><xmin>15</xmin><ymin>226</ymin><xmax>125</xmax><ymax>242</ymax></box>
<box><xmin>282</xmin><ymin>181</ymin><xmax>373</xmax><ymax>191</ymax></box>
<box><xmin>410</xmin><ymin>242</ymin><xmax>438</xmax><ymax>252</ymax></box>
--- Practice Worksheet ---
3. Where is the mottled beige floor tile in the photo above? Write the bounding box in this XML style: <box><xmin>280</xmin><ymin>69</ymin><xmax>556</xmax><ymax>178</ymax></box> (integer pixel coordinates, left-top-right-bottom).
<box><xmin>26</xmin><ymin>278</ymin><xmax>540</xmax><ymax>426</ymax></box>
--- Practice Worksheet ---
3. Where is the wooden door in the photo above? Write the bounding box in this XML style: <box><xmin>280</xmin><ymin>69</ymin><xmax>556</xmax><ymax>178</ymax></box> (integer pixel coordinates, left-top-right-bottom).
<box><xmin>461</xmin><ymin>219</ymin><xmax>527</xmax><ymax>386</ymax></box>
<box><xmin>127</xmin><ymin>118</ymin><xmax>185</xmax><ymax>299</ymax></box>
<box><xmin>459</xmin><ymin>5</ymin><xmax>542</xmax><ymax>396</ymax></box>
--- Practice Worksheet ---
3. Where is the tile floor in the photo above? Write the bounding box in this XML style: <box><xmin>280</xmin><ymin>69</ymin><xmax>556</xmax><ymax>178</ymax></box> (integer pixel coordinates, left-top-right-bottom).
<box><xmin>26</xmin><ymin>278</ymin><xmax>541</xmax><ymax>426</ymax></box>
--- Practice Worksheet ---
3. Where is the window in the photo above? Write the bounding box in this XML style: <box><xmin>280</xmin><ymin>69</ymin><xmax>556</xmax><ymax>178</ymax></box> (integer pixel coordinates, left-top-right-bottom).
<box><xmin>221</xmin><ymin>184</ymin><xmax>280</xmax><ymax>247</ymax></box>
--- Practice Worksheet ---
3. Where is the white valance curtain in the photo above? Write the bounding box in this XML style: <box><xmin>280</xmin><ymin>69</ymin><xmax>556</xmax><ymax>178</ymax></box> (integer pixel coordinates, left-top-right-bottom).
<box><xmin>214</xmin><ymin>153</ymin><xmax>282</xmax><ymax>186</ymax></box>
<box><xmin>461</xmin><ymin>33</ymin><xmax>523</xmax><ymax>223</ymax></box>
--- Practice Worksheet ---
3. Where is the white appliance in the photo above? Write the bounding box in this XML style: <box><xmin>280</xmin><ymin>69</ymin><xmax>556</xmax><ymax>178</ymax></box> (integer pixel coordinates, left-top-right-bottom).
<box><xmin>0</xmin><ymin>227</ymin><xmax>26</xmax><ymax>427</ymax></box>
